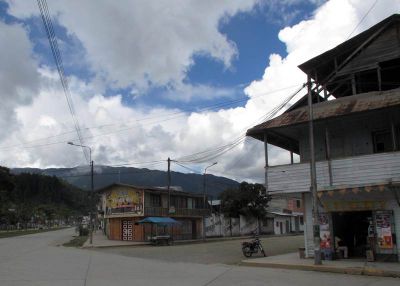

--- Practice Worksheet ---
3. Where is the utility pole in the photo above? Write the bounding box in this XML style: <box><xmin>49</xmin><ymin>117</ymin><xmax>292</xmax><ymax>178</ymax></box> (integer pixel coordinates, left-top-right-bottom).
<box><xmin>90</xmin><ymin>159</ymin><xmax>94</xmax><ymax>244</ymax></box>
<box><xmin>67</xmin><ymin>142</ymin><xmax>94</xmax><ymax>245</ymax></box>
<box><xmin>307</xmin><ymin>75</ymin><xmax>322</xmax><ymax>265</ymax></box>
<box><xmin>203</xmin><ymin>162</ymin><xmax>217</xmax><ymax>241</ymax></box>
<box><xmin>167</xmin><ymin>157</ymin><xmax>171</xmax><ymax>213</ymax></box>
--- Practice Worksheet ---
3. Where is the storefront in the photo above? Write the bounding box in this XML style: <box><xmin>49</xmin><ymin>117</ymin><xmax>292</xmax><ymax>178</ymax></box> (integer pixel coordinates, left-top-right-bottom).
<box><xmin>97</xmin><ymin>183</ymin><xmax>206</xmax><ymax>241</ymax></box>
<box><xmin>303</xmin><ymin>183</ymin><xmax>400</xmax><ymax>261</ymax></box>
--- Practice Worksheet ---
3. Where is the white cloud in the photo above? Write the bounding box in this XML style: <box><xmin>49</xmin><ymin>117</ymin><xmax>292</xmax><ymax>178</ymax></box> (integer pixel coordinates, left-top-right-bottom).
<box><xmin>6</xmin><ymin>0</ymin><xmax>259</xmax><ymax>92</ymax></box>
<box><xmin>0</xmin><ymin>0</ymin><xmax>399</xmax><ymax>184</ymax></box>
<box><xmin>0</xmin><ymin>20</ymin><xmax>39</xmax><ymax>140</ymax></box>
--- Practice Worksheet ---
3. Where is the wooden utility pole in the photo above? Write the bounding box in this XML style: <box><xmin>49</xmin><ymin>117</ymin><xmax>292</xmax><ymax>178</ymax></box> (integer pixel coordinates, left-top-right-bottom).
<box><xmin>167</xmin><ymin>157</ymin><xmax>171</xmax><ymax>213</ymax></box>
<box><xmin>308</xmin><ymin>74</ymin><xmax>322</xmax><ymax>265</ymax></box>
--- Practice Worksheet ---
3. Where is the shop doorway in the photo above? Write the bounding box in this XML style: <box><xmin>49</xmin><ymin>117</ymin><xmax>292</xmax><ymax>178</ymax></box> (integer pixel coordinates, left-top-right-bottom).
<box><xmin>332</xmin><ymin>211</ymin><xmax>372</xmax><ymax>258</ymax></box>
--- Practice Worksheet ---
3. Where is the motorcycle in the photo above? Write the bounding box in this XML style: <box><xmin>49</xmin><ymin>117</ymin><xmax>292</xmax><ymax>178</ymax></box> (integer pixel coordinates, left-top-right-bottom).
<box><xmin>241</xmin><ymin>234</ymin><xmax>266</xmax><ymax>257</ymax></box>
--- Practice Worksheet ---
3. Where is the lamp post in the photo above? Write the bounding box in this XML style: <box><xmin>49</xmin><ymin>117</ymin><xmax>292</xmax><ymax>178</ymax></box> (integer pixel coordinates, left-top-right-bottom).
<box><xmin>203</xmin><ymin>162</ymin><xmax>217</xmax><ymax>241</ymax></box>
<box><xmin>67</xmin><ymin>142</ymin><xmax>94</xmax><ymax>244</ymax></box>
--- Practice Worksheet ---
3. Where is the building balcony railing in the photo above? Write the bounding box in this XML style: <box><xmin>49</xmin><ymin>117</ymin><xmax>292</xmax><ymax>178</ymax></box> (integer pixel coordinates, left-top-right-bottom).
<box><xmin>144</xmin><ymin>207</ymin><xmax>210</xmax><ymax>217</ymax></box>
<box><xmin>268</xmin><ymin>151</ymin><xmax>400</xmax><ymax>194</ymax></box>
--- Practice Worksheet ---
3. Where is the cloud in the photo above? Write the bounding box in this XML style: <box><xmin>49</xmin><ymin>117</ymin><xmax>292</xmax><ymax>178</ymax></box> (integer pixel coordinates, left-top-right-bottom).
<box><xmin>0</xmin><ymin>20</ymin><xmax>39</xmax><ymax>140</ymax></box>
<box><xmin>1</xmin><ymin>0</ymin><xmax>399</xmax><ymax>184</ymax></box>
<box><xmin>6</xmin><ymin>0</ymin><xmax>259</xmax><ymax>92</ymax></box>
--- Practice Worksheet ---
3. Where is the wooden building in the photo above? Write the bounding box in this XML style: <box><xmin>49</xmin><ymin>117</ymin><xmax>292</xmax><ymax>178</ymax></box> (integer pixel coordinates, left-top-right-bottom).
<box><xmin>247</xmin><ymin>14</ymin><xmax>400</xmax><ymax>261</ymax></box>
<box><xmin>97</xmin><ymin>183</ymin><xmax>209</xmax><ymax>241</ymax></box>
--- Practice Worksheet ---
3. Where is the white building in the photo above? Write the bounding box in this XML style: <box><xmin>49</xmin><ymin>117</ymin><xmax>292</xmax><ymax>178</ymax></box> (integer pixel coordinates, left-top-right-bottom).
<box><xmin>247</xmin><ymin>15</ymin><xmax>400</xmax><ymax>261</ymax></box>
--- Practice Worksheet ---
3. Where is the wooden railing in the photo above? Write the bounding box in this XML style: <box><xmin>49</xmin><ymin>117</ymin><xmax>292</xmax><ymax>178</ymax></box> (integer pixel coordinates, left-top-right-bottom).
<box><xmin>268</xmin><ymin>151</ymin><xmax>400</xmax><ymax>193</ymax></box>
<box><xmin>144</xmin><ymin>207</ymin><xmax>210</xmax><ymax>217</ymax></box>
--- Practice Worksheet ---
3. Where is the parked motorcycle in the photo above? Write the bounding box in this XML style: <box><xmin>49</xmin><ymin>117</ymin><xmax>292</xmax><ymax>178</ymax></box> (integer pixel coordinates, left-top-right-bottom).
<box><xmin>242</xmin><ymin>234</ymin><xmax>266</xmax><ymax>257</ymax></box>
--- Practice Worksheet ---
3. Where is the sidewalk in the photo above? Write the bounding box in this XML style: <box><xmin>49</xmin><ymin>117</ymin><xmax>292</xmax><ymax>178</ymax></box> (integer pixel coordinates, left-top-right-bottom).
<box><xmin>82</xmin><ymin>231</ymin><xmax>149</xmax><ymax>248</ymax></box>
<box><xmin>242</xmin><ymin>252</ymin><xmax>400</xmax><ymax>278</ymax></box>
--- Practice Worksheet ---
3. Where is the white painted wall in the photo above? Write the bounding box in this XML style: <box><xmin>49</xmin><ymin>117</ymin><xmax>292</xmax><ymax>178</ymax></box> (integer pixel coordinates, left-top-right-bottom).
<box><xmin>268</xmin><ymin>152</ymin><xmax>400</xmax><ymax>194</ymax></box>
<box><xmin>205</xmin><ymin>214</ymin><xmax>274</xmax><ymax>237</ymax></box>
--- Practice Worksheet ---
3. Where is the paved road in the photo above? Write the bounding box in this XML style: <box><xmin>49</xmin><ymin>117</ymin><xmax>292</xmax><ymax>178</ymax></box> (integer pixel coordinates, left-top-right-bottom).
<box><xmin>93</xmin><ymin>234</ymin><xmax>304</xmax><ymax>265</ymax></box>
<box><xmin>0</xmin><ymin>228</ymin><xmax>398</xmax><ymax>286</ymax></box>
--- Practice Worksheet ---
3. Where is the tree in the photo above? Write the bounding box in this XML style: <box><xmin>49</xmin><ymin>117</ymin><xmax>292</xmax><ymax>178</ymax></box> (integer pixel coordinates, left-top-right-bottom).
<box><xmin>219</xmin><ymin>182</ymin><xmax>271</xmax><ymax>235</ymax></box>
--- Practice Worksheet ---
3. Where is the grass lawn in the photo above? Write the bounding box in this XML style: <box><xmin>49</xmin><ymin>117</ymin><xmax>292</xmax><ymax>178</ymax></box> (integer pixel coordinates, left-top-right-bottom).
<box><xmin>63</xmin><ymin>235</ymin><xmax>88</xmax><ymax>247</ymax></box>
<box><xmin>0</xmin><ymin>227</ymin><xmax>68</xmax><ymax>239</ymax></box>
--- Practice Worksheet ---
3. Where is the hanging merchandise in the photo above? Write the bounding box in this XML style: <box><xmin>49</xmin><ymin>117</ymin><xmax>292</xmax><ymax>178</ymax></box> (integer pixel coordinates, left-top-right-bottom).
<box><xmin>375</xmin><ymin>211</ymin><xmax>393</xmax><ymax>249</ymax></box>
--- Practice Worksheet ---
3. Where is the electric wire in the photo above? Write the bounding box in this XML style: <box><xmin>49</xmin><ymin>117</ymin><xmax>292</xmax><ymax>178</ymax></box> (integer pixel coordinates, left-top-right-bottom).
<box><xmin>37</xmin><ymin>0</ymin><xmax>88</xmax><ymax>162</ymax></box>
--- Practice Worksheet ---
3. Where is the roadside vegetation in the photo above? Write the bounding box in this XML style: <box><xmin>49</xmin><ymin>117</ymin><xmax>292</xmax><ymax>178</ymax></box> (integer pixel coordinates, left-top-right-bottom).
<box><xmin>0</xmin><ymin>226</ymin><xmax>68</xmax><ymax>239</ymax></box>
<box><xmin>63</xmin><ymin>235</ymin><xmax>88</xmax><ymax>247</ymax></box>
<box><xmin>0</xmin><ymin>166</ymin><xmax>91</xmax><ymax>230</ymax></box>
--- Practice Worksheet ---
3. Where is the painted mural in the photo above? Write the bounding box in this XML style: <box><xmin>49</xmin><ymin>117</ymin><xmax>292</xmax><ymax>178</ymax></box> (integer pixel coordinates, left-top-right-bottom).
<box><xmin>106</xmin><ymin>188</ymin><xmax>143</xmax><ymax>215</ymax></box>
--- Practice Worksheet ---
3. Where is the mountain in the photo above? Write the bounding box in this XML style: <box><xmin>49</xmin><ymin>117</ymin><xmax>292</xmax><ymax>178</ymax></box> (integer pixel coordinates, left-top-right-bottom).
<box><xmin>12</xmin><ymin>166</ymin><xmax>239</xmax><ymax>198</ymax></box>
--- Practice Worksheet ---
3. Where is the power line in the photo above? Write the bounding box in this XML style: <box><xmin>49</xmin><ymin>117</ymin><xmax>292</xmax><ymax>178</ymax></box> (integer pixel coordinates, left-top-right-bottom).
<box><xmin>37</xmin><ymin>0</ymin><xmax>88</xmax><ymax>162</ymax></box>
<box><xmin>0</xmin><ymin>83</ymin><xmax>301</xmax><ymax>151</ymax></box>
<box><xmin>346</xmin><ymin>0</ymin><xmax>379</xmax><ymax>40</ymax></box>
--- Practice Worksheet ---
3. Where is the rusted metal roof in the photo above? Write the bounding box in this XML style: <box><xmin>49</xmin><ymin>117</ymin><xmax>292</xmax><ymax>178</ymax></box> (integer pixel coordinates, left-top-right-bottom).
<box><xmin>247</xmin><ymin>88</ymin><xmax>400</xmax><ymax>138</ymax></box>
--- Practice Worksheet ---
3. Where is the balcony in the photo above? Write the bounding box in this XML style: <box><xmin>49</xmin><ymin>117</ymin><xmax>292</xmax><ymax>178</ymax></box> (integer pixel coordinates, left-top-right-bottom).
<box><xmin>268</xmin><ymin>151</ymin><xmax>400</xmax><ymax>194</ymax></box>
<box><xmin>144</xmin><ymin>207</ymin><xmax>210</xmax><ymax>217</ymax></box>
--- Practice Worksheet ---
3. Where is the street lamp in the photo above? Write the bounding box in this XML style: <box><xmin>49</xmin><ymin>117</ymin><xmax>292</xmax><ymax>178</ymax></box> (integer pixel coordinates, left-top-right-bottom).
<box><xmin>67</xmin><ymin>142</ymin><xmax>94</xmax><ymax>245</ymax></box>
<box><xmin>203</xmin><ymin>162</ymin><xmax>217</xmax><ymax>241</ymax></box>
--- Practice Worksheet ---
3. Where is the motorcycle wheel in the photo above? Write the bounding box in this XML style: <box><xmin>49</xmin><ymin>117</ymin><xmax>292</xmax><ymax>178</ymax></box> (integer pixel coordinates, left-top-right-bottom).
<box><xmin>261</xmin><ymin>249</ymin><xmax>266</xmax><ymax>257</ymax></box>
<box><xmin>242</xmin><ymin>246</ymin><xmax>252</xmax><ymax>257</ymax></box>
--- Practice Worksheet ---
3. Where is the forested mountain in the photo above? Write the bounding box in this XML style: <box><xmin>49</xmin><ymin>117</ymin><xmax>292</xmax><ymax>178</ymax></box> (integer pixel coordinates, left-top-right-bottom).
<box><xmin>12</xmin><ymin>166</ymin><xmax>239</xmax><ymax>198</ymax></box>
<box><xmin>0</xmin><ymin>166</ymin><xmax>90</xmax><ymax>227</ymax></box>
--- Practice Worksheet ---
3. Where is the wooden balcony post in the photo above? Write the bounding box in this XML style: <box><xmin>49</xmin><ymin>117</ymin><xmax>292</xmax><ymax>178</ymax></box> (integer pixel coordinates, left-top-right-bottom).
<box><xmin>325</xmin><ymin>127</ymin><xmax>333</xmax><ymax>186</ymax></box>
<box><xmin>264</xmin><ymin>132</ymin><xmax>269</xmax><ymax>190</ymax></box>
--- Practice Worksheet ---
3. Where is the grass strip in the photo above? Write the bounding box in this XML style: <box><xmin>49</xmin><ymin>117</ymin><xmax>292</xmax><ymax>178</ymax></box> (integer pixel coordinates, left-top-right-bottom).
<box><xmin>63</xmin><ymin>235</ymin><xmax>88</xmax><ymax>247</ymax></box>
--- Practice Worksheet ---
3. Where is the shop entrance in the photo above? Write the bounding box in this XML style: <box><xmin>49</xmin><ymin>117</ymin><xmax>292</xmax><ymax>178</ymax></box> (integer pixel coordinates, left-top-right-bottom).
<box><xmin>332</xmin><ymin>211</ymin><xmax>372</xmax><ymax>258</ymax></box>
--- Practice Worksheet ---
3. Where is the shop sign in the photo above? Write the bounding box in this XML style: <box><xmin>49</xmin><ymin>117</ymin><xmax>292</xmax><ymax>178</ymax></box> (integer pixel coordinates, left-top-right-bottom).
<box><xmin>375</xmin><ymin>211</ymin><xmax>393</xmax><ymax>249</ymax></box>
<box><xmin>318</xmin><ymin>214</ymin><xmax>331</xmax><ymax>249</ymax></box>
<box><xmin>322</xmin><ymin>200</ymin><xmax>386</xmax><ymax>212</ymax></box>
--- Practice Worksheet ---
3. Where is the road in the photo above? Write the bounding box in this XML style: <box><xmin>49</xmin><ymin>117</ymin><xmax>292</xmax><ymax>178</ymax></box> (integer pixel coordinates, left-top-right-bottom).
<box><xmin>0</xmin><ymin>228</ymin><xmax>398</xmax><ymax>286</ymax></box>
<box><xmin>93</xmin><ymin>234</ymin><xmax>304</xmax><ymax>265</ymax></box>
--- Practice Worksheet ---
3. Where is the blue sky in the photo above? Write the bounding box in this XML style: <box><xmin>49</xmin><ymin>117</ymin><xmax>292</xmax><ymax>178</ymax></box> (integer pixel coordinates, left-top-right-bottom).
<box><xmin>0</xmin><ymin>0</ymin><xmax>317</xmax><ymax>111</ymax></box>
<box><xmin>0</xmin><ymin>0</ymin><xmax>396</xmax><ymax>181</ymax></box>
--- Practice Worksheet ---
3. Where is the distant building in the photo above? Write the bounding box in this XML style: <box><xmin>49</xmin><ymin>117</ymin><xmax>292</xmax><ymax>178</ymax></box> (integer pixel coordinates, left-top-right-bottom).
<box><xmin>205</xmin><ymin>197</ymin><xmax>303</xmax><ymax>236</ymax></box>
<box><xmin>247</xmin><ymin>15</ymin><xmax>400</xmax><ymax>261</ymax></box>
<box><xmin>97</xmin><ymin>183</ymin><xmax>209</xmax><ymax>241</ymax></box>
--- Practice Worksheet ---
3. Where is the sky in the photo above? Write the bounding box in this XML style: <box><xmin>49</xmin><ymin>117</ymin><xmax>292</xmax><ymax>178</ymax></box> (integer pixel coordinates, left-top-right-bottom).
<box><xmin>0</xmin><ymin>0</ymin><xmax>399</xmax><ymax>183</ymax></box>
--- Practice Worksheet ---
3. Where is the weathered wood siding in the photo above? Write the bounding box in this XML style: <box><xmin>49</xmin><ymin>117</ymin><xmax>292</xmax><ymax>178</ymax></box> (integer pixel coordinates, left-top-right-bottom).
<box><xmin>268</xmin><ymin>151</ymin><xmax>400</xmax><ymax>193</ymax></box>
<box><xmin>338</xmin><ymin>25</ymin><xmax>400</xmax><ymax>75</ymax></box>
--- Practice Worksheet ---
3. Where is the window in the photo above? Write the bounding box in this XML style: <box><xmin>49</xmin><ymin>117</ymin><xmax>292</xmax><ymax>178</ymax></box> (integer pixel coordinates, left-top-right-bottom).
<box><xmin>372</xmin><ymin>130</ymin><xmax>393</xmax><ymax>153</ymax></box>
<box><xmin>300</xmin><ymin>216</ymin><xmax>304</xmax><ymax>225</ymax></box>
<box><xmin>296</xmin><ymin>200</ymin><xmax>301</xmax><ymax>208</ymax></box>
<box><xmin>150</xmin><ymin>194</ymin><xmax>161</xmax><ymax>207</ymax></box>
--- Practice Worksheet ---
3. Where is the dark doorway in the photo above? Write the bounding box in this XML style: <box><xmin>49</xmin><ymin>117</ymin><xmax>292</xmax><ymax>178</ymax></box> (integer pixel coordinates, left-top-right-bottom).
<box><xmin>332</xmin><ymin>211</ymin><xmax>372</xmax><ymax>257</ymax></box>
<box><xmin>192</xmin><ymin>220</ymin><xmax>197</xmax><ymax>239</ymax></box>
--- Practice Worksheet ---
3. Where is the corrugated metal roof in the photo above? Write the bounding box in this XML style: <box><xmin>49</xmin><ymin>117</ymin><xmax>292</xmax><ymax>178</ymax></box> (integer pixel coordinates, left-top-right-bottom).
<box><xmin>247</xmin><ymin>88</ymin><xmax>400</xmax><ymax>137</ymax></box>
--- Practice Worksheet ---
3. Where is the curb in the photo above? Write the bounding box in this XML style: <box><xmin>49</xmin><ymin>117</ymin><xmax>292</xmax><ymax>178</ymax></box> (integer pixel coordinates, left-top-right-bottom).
<box><xmin>240</xmin><ymin>261</ymin><xmax>400</xmax><ymax>278</ymax></box>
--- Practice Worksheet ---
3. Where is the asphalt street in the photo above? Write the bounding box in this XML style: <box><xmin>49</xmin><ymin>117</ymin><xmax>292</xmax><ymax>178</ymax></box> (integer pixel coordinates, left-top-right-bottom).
<box><xmin>0</xmin><ymin>228</ymin><xmax>398</xmax><ymax>286</ymax></box>
<box><xmin>92</xmin><ymin>234</ymin><xmax>304</xmax><ymax>265</ymax></box>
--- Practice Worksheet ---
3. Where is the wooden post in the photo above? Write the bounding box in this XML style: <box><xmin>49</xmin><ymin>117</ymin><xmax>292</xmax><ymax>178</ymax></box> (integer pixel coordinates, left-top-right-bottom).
<box><xmin>290</xmin><ymin>151</ymin><xmax>294</xmax><ymax>165</ymax></box>
<box><xmin>308</xmin><ymin>74</ymin><xmax>322</xmax><ymax>265</ymax></box>
<box><xmin>351</xmin><ymin>75</ymin><xmax>357</xmax><ymax>95</ymax></box>
<box><xmin>377</xmin><ymin>67</ymin><xmax>382</xmax><ymax>91</ymax></box>
<box><xmin>391</xmin><ymin>121</ymin><xmax>398</xmax><ymax>151</ymax></box>
<box><xmin>325</xmin><ymin>127</ymin><xmax>333</xmax><ymax>186</ymax></box>
<box><xmin>264</xmin><ymin>132</ymin><xmax>269</xmax><ymax>190</ymax></box>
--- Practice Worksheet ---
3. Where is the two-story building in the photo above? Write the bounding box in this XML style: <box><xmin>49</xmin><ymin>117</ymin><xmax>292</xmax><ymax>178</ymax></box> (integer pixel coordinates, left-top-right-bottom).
<box><xmin>247</xmin><ymin>14</ymin><xmax>400</xmax><ymax>261</ymax></box>
<box><xmin>97</xmin><ymin>183</ymin><xmax>209</xmax><ymax>241</ymax></box>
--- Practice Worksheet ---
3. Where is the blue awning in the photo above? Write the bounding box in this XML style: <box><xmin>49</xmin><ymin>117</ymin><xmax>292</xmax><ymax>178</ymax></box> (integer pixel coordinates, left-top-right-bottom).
<box><xmin>137</xmin><ymin>217</ymin><xmax>181</xmax><ymax>225</ymax></box>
